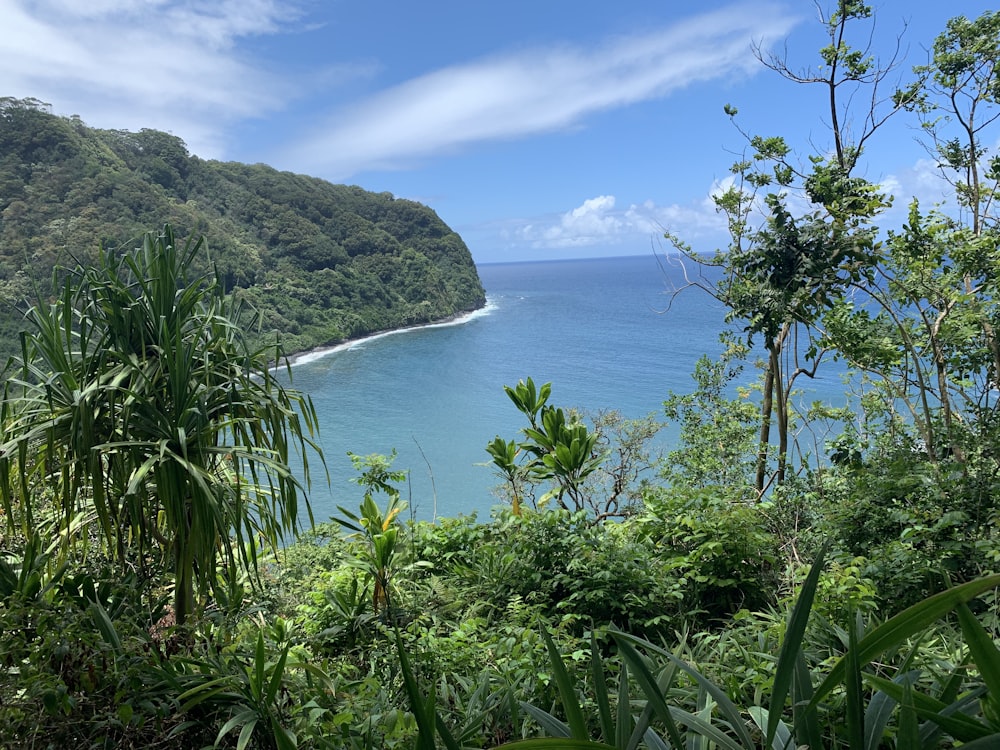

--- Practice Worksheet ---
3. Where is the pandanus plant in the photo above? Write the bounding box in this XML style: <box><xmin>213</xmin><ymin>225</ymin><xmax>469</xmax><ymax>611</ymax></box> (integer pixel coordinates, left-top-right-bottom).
<box><xmin>0</xmin><ymin>226</ymin><xmax>322</xmax><ymax>625</ymax></box>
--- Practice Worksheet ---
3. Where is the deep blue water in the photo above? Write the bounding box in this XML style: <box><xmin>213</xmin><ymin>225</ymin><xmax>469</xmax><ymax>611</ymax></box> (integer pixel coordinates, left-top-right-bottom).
<box><xmin>286</xmin><ymin>254</ymin><xmax>847</xmax><ymax>523</ymax></box>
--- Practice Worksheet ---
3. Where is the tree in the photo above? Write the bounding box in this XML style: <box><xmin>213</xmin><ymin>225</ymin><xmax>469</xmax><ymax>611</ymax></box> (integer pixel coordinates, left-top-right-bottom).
<box><xmin>823</xmin><ymin>10</ymin><xmax>1000</xmax><ymax>469</ymax></box>
<box><xmin>666</xmin><ymin>0</ymin><xmax>905</xmax><ymax>494</ymax></box>
<box><xmin>0</xmin><ymin>226</ymin><xmax>323</xmax><ymax>624</ymax></box>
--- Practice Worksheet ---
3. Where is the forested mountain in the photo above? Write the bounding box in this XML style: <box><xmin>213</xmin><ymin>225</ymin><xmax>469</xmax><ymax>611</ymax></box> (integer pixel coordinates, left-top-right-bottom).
<box><xmin>0</xmin><ymin>97</ymin><xmax>486</xmax><ymax>361</ymax></box>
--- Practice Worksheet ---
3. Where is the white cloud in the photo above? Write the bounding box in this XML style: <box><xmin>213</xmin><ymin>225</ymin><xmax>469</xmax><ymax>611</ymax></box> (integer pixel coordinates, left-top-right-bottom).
<box><xmin>516</xmin><ymin>190</ymin><xmax>731</xmax><ymax>250</ymax></box>
<box><xmin>536</xmin><ymin>195</ymin><xmax>623</xmax><ymax>247</ymax></box>
<box><xmin>0</xmin><ymin>0</ymin><xmax>302</xmax><ymax>156</ymax></box>
<box><xmin>281</xmin><ymin>3</ymin><xmax>799</xmax><ymax>178</ymax></box>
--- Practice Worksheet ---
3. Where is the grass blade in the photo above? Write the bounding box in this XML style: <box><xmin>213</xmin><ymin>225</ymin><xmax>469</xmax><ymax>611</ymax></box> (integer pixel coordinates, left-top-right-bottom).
<box><xmin>613</xmin><ymin>631</ymin><xmax>754</xmax><ymax>748</ymax></box>
<box><xmin>866</xmin><ymin>674</ymin><xmax>991</xmax><ymax>742</ymax></box>
<box><xmin>616</xmin><ymin>661</ymin><xmax>632</xmax><ymax>750</ymax></box>
<box><xmin>791</xmin><ymin>648</ymin><xmax>822</xmax><ymax>750</ymax></box>
<box><xmin>896</xmin><ymin>676</ymin><xmax>919</xmax><ymax>750</ymax></box>
<box><xmin>748</xmin><ymin>706</ymin><xmax>791</xmax><ymax>750</ymax></box>
<box><xmin>395</xmin><ymin>630</ymin><xmax>439</xmax><ymax>750</ymax></box>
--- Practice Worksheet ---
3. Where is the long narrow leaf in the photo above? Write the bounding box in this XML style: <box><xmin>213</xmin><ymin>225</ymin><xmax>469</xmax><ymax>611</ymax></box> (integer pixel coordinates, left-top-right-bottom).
<box><xmin>791</xmin><ymin>648</ymin><xmax>822</xmax><ymax>750</ymax></box>
<box><xmin>87</xmin><ymin>600</ymin><xmax>122</xmax><ymax>655</ymax></box>
<box><xmin>667</xmin><ymin>706</ymin><xmax>744</xmax><ymax>750</ymax></box>
<box><xmin>950</xmin><ymin>733</ymin><xmax>1000</xmax><ymax>748</ymax></box>
<box><xmin>845</xmin><ymin>611</ymin><xmax>865</xmax><ymax>750</ymax></box>
<box><xmin>866</xmin><ymin>674</ymin><xmax>991</xmax><ymax>742</ymax></box>
<box><xmin>519</xmin><ymin>702</ymin><xmax>572</xmax><ymax>738</ymax></box>
<box><xmin>265</xmin><ymin>643</ymin><xmax>290</xmax><ymax>706</ymax></box>
<box><xmin>613</xmin><ymin>630</ymin><xmax>754</xmax><ymax>748</ymax></box>
<box><xmin>541</xmin><ymin>625</ymin><xmax>589</xmax><ymax>740</ymax></box>
<box><xmin>236</xmin><ymin>718</ymin><xmax>259</xmax><ymax>750</ymax></box>
<box><xmin>616</xmin><ymin>662</ymin><xmax>633</xmax><ymax>750</ymax></box>
<box><xmin>896</xmin><ymin>676</ymin><xmax>920</xmax><ymax>750</ymax></box>
<box><xmin>394</xmin><ymin>631</ymin><xmax>438</xmax><ymax>750</ymax></box>
<box><xmin>748</xmin><ymin>706</ymin><xmax>791</xmax><ymax>750</ymax></box>
<box><xmin>590</xmin><ymin>633</ymin><xmax>615</xmax><ymax>744</ymax></box>
<box><xmin>768</xmin><ymin>545</ymin><xmax>826</xmax><ymax>745</ymax></box>
<box><xmin>956</xmin><ymin>603</ymin><xmax>1000</xmax><ymax>703</ymax></box>
<box><xmin>864</xmin><ymin>672</ymin><xmax>910</xmax><ymax>750</ymax></box>
<box><xmin>612</xmin><ymin>635</ymin><xmax>685</xmax><ymax>749</ymax></box>
<box><xmin>810</xmin><ymin>574</ymin><xmax>1000</xmax><ymax>711</ymax></box>
<box><xmin>496</xmin><ymin>740</ymin><xmax>618</xmax><ymax>749</ymax></box>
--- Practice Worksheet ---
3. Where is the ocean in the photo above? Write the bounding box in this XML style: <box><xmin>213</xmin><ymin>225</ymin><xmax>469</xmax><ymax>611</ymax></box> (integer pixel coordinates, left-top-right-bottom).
<box><xmin>286</xmin><ymin>254</ymin><xmax>847</xmax><ymax>523</ymax></box>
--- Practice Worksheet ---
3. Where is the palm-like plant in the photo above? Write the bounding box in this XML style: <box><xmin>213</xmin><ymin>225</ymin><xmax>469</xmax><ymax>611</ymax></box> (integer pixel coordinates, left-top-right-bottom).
<box><xmin>0</xmin><ymin>226</ymin><xmax>322</xmax><ymax>624</ymax></box>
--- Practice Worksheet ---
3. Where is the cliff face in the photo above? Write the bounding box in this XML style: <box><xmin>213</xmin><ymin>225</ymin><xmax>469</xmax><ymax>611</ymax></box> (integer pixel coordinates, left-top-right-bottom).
<box><xmin>0</xmin><ymin>97</ymin><xmax>486</xmax><ymax>360</ymax></box>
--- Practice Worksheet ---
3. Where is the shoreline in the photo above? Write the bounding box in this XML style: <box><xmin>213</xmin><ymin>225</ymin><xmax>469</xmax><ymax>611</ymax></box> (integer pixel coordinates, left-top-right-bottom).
<box><xmin>285</xmin><ymin>297</ymin><xmax>497</xmax><ymax>367</ymax></box>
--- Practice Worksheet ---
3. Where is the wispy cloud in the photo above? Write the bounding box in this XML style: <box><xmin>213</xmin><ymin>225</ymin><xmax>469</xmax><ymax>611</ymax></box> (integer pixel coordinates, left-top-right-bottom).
<box><xmin>280</xmin><ymin>3</ymin><xmax>799</xmax><ymax>178</ymax></box>
<box><xmin>0</xmin><ymin>0</ymin><xmax>302</xmax><ymax>156</ymax></box>
<box><xmin>2</xmin><ymin>0</ymin><xmax>799</xmax><ymax>181</ymax></box>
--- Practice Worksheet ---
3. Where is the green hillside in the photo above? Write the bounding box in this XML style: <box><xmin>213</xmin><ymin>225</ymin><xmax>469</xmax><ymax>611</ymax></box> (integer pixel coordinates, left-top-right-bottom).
<box><xmin>0</xmin><ymin>97</ymin><xmax>486</xmax><ymax>361</ymax></box>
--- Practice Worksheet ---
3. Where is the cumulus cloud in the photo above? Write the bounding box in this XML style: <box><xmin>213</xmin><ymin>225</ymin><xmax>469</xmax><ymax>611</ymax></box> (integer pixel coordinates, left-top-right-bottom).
<box><xmin>281</xmin><ymin>3</ymin><xmax>799</xmax><ymax>178</ymax></box>
<box><xmin>517</xmin><ymin>190</ymin><xmax>730</xmax><ymax>250</ymax></box>
<box><xmin>0</xmin><ymin>0</ymin><xmax>302</xmax><ymax>156</ymax></box>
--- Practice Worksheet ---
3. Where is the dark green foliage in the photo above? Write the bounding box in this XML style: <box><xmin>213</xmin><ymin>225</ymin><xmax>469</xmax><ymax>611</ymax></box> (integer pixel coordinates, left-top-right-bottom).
<box><xmin>1</xmin><ymin>226</ymin><xmax>322</xmax><ymax>626</ymax></box>
<box><xmin>636</xmin><ymin>488</ymin><xmax>781</xmax><ymax>621</ymax></box>
<box><xmin>661</xmin><ymin>341</ymin><xmax>759</xmax><ymax>499</ymax></box>
<box><xmin>5</xmin><ymin>9</ymin><xmax>1000</xmax><ymax>748</ymax></box>
<box><xmin>0</xmin><ymin>99</ymin><xmax>486</xmax><ymax>363</ymax></box>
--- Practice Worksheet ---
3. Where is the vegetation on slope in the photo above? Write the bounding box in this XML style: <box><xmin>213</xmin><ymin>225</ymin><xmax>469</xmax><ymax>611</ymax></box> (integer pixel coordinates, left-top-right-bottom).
<box><xmin>1</xmin><ymin>4</ymin><xmax>1000</xmax><ymax>749</ymax></box>
<box><xmin>0</xmin><ymin>98</ymin><xmax>486</xmax><ymax>362</ymax></box>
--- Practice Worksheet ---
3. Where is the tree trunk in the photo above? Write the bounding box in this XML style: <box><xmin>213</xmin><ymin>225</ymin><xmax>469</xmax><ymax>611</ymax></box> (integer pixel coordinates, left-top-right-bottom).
<box><xmin>755</xmin><ymin>350</ymin><xmax>775</xmax><ymax>496</ymax></box>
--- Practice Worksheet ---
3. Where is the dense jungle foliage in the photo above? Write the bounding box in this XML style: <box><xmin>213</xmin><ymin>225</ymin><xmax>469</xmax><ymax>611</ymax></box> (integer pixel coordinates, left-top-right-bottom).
<box><xmin>0</xmin><ymin>98</ymin><xmax>486</xmax><ymax>362</ymax></box>
<box><xmin>2</xmin><ymin>4</ymin><xmax>1000</xmax><ymax>749</ymax></box>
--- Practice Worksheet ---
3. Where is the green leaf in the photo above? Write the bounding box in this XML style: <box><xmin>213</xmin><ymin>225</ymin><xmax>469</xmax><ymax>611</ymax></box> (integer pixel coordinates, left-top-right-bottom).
<box><xmin>866</xmin><ymin>674</ymin><xmax>991</xmax><ymax>742</ymax></box>
<box><xmin>394</xmin><ymin>630</ymin><xmax>460</xmax><ymax>750</ymax></box>
<box><xmin>87</xmin><ymin>600</ymin><xmax>122</xmax><ymax>655</ymax></box>
<box><xmin>541</xmin><ymin>625</ymin><xmax>589</xmax><ymax>740</ymax></box>
<box><xmin>611</xmin><ymin>635</ymin><xmax>685</xmax><ymax>749</ymax></box>
<box><xmin>667</xmin><ymin>705</ymin><xmax>745</xmax><ymax>750</ymax></box>
<box><xmin>496</xmin><ymin>741</ymin><xmax>618</xmax><ymax>749</ymax></box>
<box><xmin>520</xmin><ymin>702</ymin><xmax>571</xmax><ymax>738</ymax></box>
<box><xmin>613</xmin><ymin>629</ymin><xmax>754</xmax><ymax>748</ymax></box>
<box><xmin>589</xmin><ymin>633</ymin><xmax>615</xmax><ymax>744</ymax></box>
<box><xmin>265</xmin><ymin>643</ymin><xmax>290</xmax><ymax>706</ymax></box>
<box><xmin>748</xmin><ymin>706</ymin><xmax>791</xmax><ymax>750</ymax></box>
<box><xmin>896</xmin><ymin>677</ymin><xmax>919</xmax><ymax>750</ymax></box>
<box><xmin>762</xmin><ymin>546</ymin><xmax>825</xmax><ymax>745</ymax></box>
<box><xmin>218</xmin><ymin>709</ymin><xmax>256</xmax><ymax>748</ymax></box>
<box><xmin>236</xmin><ymin>718</ymin><xmax>259</xmax><ymax>750</ymax></box>
<box><xmin>810</xmin><ymin>574</ymin><xmax>1000</xmax><ymax>710</ymax></box>
<box><xmin>845</xmin><ymin>612</ymin><xmax>865</xmax><ymax>750</ymax></box>
<box><xmin>956</xmin><ymin>603</ymin><xmax>1000</xmax><ymax>709</ymax></box>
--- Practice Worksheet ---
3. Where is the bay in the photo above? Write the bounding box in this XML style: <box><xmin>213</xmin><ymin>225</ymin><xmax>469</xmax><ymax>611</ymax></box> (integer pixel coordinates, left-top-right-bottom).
<box><xmin>286</xmin><ymin>253</ymin><xmax>846</xmax><ymax>523</ymax></box>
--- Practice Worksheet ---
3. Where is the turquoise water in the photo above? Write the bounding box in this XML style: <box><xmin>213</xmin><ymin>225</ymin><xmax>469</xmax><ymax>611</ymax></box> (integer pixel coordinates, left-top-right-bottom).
<box><xmin>286</xmin><ymin>254</ymin><xmax>847</xmax><ymax>523</ymax></box>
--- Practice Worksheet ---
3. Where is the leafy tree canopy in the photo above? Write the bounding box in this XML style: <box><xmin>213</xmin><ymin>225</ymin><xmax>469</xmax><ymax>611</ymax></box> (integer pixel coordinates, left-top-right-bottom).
<box><xmin>0</xmin><ymin>98</ymin><xmax>486</xmax><ymax>363</ymax></box>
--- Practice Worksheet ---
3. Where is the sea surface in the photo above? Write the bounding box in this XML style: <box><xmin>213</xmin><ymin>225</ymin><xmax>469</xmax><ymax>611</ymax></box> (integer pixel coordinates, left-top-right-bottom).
<box><xmin>285</xmin><ymin>254</ymin><xmax>847</xmax><ymax>523</ymax></box>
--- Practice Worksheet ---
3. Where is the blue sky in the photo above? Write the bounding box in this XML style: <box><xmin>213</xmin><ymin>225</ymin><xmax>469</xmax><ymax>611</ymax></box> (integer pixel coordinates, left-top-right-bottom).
<box><xmin>2</xmin><ymin>1</ymin><xmax>995</xmax><ymax>262</ymax></box>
